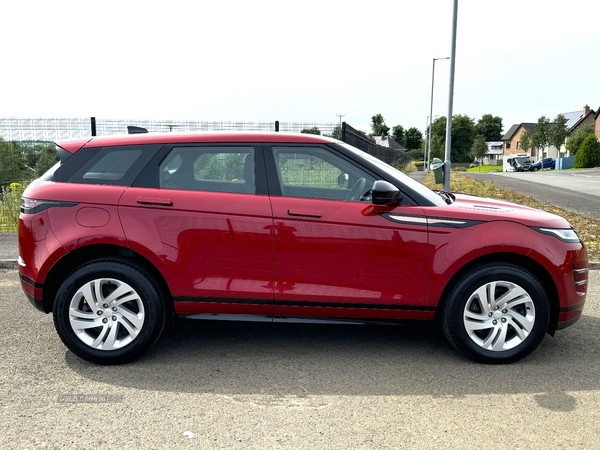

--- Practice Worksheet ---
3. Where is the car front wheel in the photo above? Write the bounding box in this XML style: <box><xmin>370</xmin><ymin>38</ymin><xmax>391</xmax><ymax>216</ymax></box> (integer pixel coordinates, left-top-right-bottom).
<box><xmin>442</xmin><ymin>263</ymin><xmax>549</xmax><ymax>363</ymax></box>
<box><xmin>53</xmin><ymin>259</ymin><xmax>167</xmax><ymax>364</ymax></box>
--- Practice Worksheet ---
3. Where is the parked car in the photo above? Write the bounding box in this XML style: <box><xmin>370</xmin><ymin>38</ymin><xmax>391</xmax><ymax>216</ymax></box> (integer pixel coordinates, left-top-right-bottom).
<box><xmin>19</xmin><ymin>132</ymin><xmax>588</xmax><ymax>365</ymax></box>
<box><xmin>531</xmin><ymin>157</ymin><xmax>555</xmax><ymax>171</ymax></box>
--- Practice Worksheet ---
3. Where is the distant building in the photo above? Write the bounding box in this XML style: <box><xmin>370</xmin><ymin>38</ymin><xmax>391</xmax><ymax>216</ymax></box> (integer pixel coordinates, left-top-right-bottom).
<box><xmin>502</xmin><ymin>105</ymin><xmax>597</xmax><ymax>160</ymax></box>
<box><xmin>485</xmin><ymin>141</ymin><xmax>503</xmax><ymax>161</ymax></box>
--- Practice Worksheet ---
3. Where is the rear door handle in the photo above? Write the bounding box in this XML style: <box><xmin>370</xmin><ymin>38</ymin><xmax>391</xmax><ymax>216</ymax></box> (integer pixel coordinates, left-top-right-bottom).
<box><xmin>136</xmin><ymin>197</ymin><xmax>173</xmax><ymax>206</ymax></box>
<box><xmin>287</xmin><ymin>209</ymin><xmax>322</xmax><ymax>218</ymax></box>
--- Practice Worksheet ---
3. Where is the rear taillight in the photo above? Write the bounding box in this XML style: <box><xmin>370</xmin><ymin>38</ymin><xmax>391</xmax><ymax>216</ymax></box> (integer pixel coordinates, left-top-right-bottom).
<box><xmin>20</xmin><ymin>197</ymin><xmax>77</xmax><ymax>215</ymax></box>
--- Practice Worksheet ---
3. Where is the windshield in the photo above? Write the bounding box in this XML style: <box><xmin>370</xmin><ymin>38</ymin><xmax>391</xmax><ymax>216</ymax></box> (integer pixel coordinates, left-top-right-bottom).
<box><xmin>338</xmin><ymin>142</ymin><xmax>447</xmax><ymax>206</ymax></box>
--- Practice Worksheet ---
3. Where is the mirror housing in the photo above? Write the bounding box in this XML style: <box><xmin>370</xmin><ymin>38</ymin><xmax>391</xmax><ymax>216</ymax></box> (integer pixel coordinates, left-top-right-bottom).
<box><xmin>371</xmin><ymin>180</ymin><xmax>401</xmax><ymax>205</ymax></box>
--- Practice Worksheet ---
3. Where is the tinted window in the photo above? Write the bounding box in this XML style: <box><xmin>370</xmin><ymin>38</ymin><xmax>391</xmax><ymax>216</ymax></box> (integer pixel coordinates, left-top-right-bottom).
<box><xmin>83</xmin><ymin>149</ymin><xmax>142</xmax><ymax>181</ymax></box>
<box><xmin>66</xmin><ymin>145</ymin><xmax>161</xmax><ymax>186</ymax></box>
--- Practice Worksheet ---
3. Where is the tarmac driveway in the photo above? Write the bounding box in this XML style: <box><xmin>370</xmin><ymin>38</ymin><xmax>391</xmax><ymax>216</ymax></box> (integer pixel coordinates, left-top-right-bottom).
<box><xmin>460</xmin><ymin>168</ymin><xmax>600</xmax><ymax>220</ymax></box>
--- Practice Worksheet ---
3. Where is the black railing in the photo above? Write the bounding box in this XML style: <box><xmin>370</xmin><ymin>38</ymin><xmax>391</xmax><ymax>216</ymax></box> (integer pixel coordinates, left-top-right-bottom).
<box><xmin>341</xmin><ymin>122</ymin><xmax>412</xmax><ymax>167</ymax></box>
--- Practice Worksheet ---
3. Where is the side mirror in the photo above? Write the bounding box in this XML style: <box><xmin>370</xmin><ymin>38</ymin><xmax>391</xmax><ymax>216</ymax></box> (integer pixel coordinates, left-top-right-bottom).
<box><xmin>337</xmin><ymin>173</ymin><xmax>349</xmax><ymax>188</ymax></box>
<box><xmin>371</xmin><ymin>180</ymin><xmax>401</xmax><ymax>205</ymax></box>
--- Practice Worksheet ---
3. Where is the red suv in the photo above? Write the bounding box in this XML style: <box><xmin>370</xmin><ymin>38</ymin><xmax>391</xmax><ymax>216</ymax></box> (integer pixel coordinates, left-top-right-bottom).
<box><xmin>19</xmin><ymin>132</ymin><xmax>588</xmax><ymax>364</ymax></box>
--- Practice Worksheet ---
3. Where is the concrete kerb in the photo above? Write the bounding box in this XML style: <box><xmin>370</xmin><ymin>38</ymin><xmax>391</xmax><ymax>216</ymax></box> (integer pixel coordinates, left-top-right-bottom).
<box><xmin>0</xmin><ymin>260</ymin><xmax>19</xmax><ymax>270</ymax></box>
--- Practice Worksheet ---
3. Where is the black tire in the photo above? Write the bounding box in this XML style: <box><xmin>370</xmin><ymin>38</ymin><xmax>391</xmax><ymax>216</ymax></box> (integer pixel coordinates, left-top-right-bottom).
<box><xmin>533</xmin><ymin>167</ymin><xmax>539</xmax><ymax>171</ymax></box>
<box><xmin>442</xmin><ymin>263</ymin><xmax>549</xmax><ymax>364</ymax></box>
<box><xmin>53</xmin><ymin>258</ymin><xmax>167</xmax><ymax>365</ymax></box>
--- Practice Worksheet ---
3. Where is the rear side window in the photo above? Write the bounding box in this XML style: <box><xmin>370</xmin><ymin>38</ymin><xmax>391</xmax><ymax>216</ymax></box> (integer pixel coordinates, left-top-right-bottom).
<box><xmin>160</xmin><ymin>146</ymin><xmax>255</xmax><ymax>193</ymax></box>
<box><xmin>66</xmin><ymin>145</ymin><xmax>162</xmax><ymax>186</ymax></box>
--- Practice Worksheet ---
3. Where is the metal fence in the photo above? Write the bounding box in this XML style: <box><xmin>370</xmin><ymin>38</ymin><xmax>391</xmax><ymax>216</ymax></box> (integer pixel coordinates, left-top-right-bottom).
<box><xmin>341</xmin><ymin>122</ymin><xmax>412</xmax><ymax>167</ymax></box>
<box><xmin>0</xmin><ymin>117</ymin><xmax>340</xmax><ymax>141</ymax></box>
<box><xmin>0</xmin><ymin>117</ymin><xmax>412</xmax><ymax>168</ymax></box>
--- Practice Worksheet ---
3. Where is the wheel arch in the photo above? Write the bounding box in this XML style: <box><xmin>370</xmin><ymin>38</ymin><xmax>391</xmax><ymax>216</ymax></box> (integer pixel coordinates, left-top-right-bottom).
<box><xmin>41</xmin><ymin>244</ymin><xmax>173</xmax><ymax>317</ymax></box>
<box><xmin>434</xmin><ymin>252</ymin><xmax>559</xmax><ymax>335</ymax></box>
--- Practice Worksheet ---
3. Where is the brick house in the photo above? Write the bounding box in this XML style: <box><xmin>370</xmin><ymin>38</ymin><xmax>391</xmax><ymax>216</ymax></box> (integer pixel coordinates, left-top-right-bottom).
<box><xmin>503</xmin><ymin>105</ymin><xmax>597</xmax><ymax>160</ymax></box>
<box><xmin>502</xmin><ymin>123</ymin><xmax>536</xmax><ymax>158</ymax></box>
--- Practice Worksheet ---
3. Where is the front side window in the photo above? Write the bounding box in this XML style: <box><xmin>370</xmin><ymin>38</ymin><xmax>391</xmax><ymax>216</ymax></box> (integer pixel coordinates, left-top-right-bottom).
<box><xmin>272</xmin><ymin>146</ymin><xmax>375</xmax><ymax>201</ymax></box>
<box><xmin>160</xmin><ymin>146</ymin><xmax>254</xmax><ymax>193</ymax></box>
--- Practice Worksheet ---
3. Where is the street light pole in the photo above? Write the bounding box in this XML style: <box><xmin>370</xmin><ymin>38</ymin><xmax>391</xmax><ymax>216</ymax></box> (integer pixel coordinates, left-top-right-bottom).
<box><xmin>443</xmin><ymin>0</ymin><xmax>459</xmax><ymax>192</ymax></box>
<box><xmin>423</xmin><ymin>116</ymin><xmax>429</xmax><ymax>170</ymax></box>
<box><xmin>427</xmin><ymin>57</ymin><xmax>449</xmax><ymax>172</ymax></box>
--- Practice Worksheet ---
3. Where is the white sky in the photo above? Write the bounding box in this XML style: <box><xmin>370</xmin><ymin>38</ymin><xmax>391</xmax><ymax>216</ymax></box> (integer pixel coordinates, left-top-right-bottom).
<box><xmin>2</xmin><ymin>0</ymin><xmax>600</xmax><ymax>135</ymax></box>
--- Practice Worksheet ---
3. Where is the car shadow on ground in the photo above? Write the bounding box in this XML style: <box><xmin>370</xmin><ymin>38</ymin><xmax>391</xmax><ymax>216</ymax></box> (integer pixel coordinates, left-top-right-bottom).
<box><xmin>64</xmin><ymin>315</ymin><xmax>600</xmax><ymax>403</ymax></box>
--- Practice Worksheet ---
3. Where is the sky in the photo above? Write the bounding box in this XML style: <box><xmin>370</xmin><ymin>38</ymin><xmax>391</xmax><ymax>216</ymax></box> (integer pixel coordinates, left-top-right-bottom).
<box><xmin>2</xmin><ymin>0</ymin><xmax>600</xmax><ymax>136</ymax></box>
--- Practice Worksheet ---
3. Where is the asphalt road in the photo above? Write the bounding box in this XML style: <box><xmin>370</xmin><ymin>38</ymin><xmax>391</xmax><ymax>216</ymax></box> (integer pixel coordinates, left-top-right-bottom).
<box><xmin>463</xmin><ymin>168</ymin><xmax>600</xmax><ymax>220</ymax></box>
<box><xmin>1</xmin><ymin>268</ymin><xmax>599</xmax><ymax>449</ymax></box>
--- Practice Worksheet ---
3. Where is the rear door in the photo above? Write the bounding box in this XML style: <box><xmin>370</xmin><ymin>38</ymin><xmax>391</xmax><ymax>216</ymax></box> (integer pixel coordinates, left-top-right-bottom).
<box><xmin>119</xmin><ymin>143</ymin><xmax>275</xmax><ymax>317</ymax></box>
<box><xmin>264</xmin><ymin>144</ymin><xmax>430</xmax><ymax>321</ymax></box>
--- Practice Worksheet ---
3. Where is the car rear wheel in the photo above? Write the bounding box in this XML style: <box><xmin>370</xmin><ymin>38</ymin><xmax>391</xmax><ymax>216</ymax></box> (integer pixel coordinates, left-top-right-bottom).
<box><xmin>53</xmin><ymin>259</ymin><xmax>167</xmax><ymax>364</ymax></box>
<box><xmin>442</xmin><ymin>263</ymin><xmax>549</xmax><ymax>364</ymax></box>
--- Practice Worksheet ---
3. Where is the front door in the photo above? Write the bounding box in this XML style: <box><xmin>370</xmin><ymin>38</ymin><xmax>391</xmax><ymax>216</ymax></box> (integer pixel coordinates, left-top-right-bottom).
<box><xmin>265</xmin><ymin>145</ymin><xmax>429</xmax><ymax>321</ymax></box>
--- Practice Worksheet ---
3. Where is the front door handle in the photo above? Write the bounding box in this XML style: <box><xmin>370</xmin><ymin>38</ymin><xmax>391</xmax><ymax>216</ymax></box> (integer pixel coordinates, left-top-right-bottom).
<box><xmin>287</xmin><ymin>209</ymin><xmax>322</xmax><ymax>218</ymax></box>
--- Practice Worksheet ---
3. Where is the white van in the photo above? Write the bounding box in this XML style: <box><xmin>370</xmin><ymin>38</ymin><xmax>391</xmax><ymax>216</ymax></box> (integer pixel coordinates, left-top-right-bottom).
<box><xmin>503</xmin><ymin>154</ymin><xmax>532</xmax><ymax>172</ymax></box>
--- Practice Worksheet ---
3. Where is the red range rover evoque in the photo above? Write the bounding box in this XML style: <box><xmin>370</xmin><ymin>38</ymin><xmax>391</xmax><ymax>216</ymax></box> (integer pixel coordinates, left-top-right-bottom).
<box><xmin>18</xmin><ymin>132</ymin><xmax>588</xmax><ymax>364</ymax></box>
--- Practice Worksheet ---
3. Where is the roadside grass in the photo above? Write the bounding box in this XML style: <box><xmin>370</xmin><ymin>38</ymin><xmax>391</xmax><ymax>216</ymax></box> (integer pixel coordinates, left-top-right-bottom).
<box><xmin>466</xmin><ymin>165</ymin><xmax>502</xmax><ymax>173</ymax></box>
<box><xmin>424</xmin><ymin>172</ymin><xmax>599</xmax><ymax>262</ymax></box>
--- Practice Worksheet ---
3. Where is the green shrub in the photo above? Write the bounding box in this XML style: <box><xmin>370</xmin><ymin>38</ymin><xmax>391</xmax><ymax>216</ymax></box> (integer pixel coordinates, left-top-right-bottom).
<box><xmin>566</xmin><ymin>125</ymin><xmax>595</xmax><ymax>156</ymax></box>
<box><xmin>574</xmin><ymin>135</ymin><xmax>600</xmax><ymax>168</ymax></box>
<box><xmin>452</xmin><ymin>166</ymin><xmax>467</xmax><ymax>172</ymax></box>
<box><xmin>0</xmin><ymin>183</ymin><xmax>25</xmax><ymax>232</ymax></box>
<box><xmin>398</xmin><ymin>161</ymin><xmax>418</xmax><ymax>173</ymax></box>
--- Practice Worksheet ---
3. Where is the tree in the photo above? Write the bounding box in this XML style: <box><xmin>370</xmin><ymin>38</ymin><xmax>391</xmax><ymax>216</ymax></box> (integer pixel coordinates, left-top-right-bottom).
<box><xmin>371</xmin><ymin>114</ymin><xmax>390</xmax><ymax>136</ymax></box>
<box><xmin>431</xmin><ymin>115</ymin><xmax>476</xmax><ymax>163</ymax></box>
<box><xmin>520</xmin><ymin>129</ymin><xmax>532</xmax><ymax>153</ymax></box>
<box><xmin>329</xmin><ymin>125</ymin><xmax>341</xmax><ymax>140</ymax></box>
<box><xmin>300</xmin><ymin>127</ymin><xmax>321</xmax><ymax>135</ymax></box>
<box><xmin>392</xmin><ymin>125</ymin><xmax>405</xmax><ymax>146</ymax></box>
<box><xmin>574</xmin><ymin>135</ymin><xmax>600</xmax><ymax>168</ymax></box>
<box><xmin>549</xmin><ymin>114</ymin><xmax>569</xmax><ymax>155</ymax></box>
<box><xmin>407</xmin><ymin>148</ymin><xmax>424</xmax><ymax>161</ymax></box>
<box><xmin>566</xmin><ymin>124</ymin><xmax>595</xmax><ymax>156</ymax></box>
<box><xmin>532</xmin><ymin>116</ymin><xmax>551</xmax><ymax>155</ymax></box>
<box><xmin>0</xmin><ymin>139</ymin><xmax>28</xmax><ymax>189</ymax></box>
<box><xmin>35</xmin><ymin>146</ymin><xmax>59</xmax><ymax>175</ymax></box>
<box><xmin>475</xmin><ymin>114</ymin><xmax>503</xmax><ymax>141</ymax></box>
<box><xmin>473</xmin><ymin>134</ymin><xmax>488</xmax><ymax>170</ymax></box>
<box><xmin>404</xmin><ymin>127</ymin><xmax>423</xmax><ymax>151</ymax></box>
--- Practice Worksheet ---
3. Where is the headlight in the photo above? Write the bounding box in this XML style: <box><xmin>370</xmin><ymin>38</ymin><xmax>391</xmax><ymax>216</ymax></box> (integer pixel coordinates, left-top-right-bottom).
<box><xmin>536</xmin><ymin>227</ymin><xmax>581</xmax><ymax>243</ymax></box>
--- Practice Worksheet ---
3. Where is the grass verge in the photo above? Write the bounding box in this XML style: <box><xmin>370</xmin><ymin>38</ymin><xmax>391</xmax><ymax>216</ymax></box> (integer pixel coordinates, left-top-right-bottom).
<box><xmin>466</xmin><ymin>165</ymin><xmax>503</xmax><ymax>173</ymax></box>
